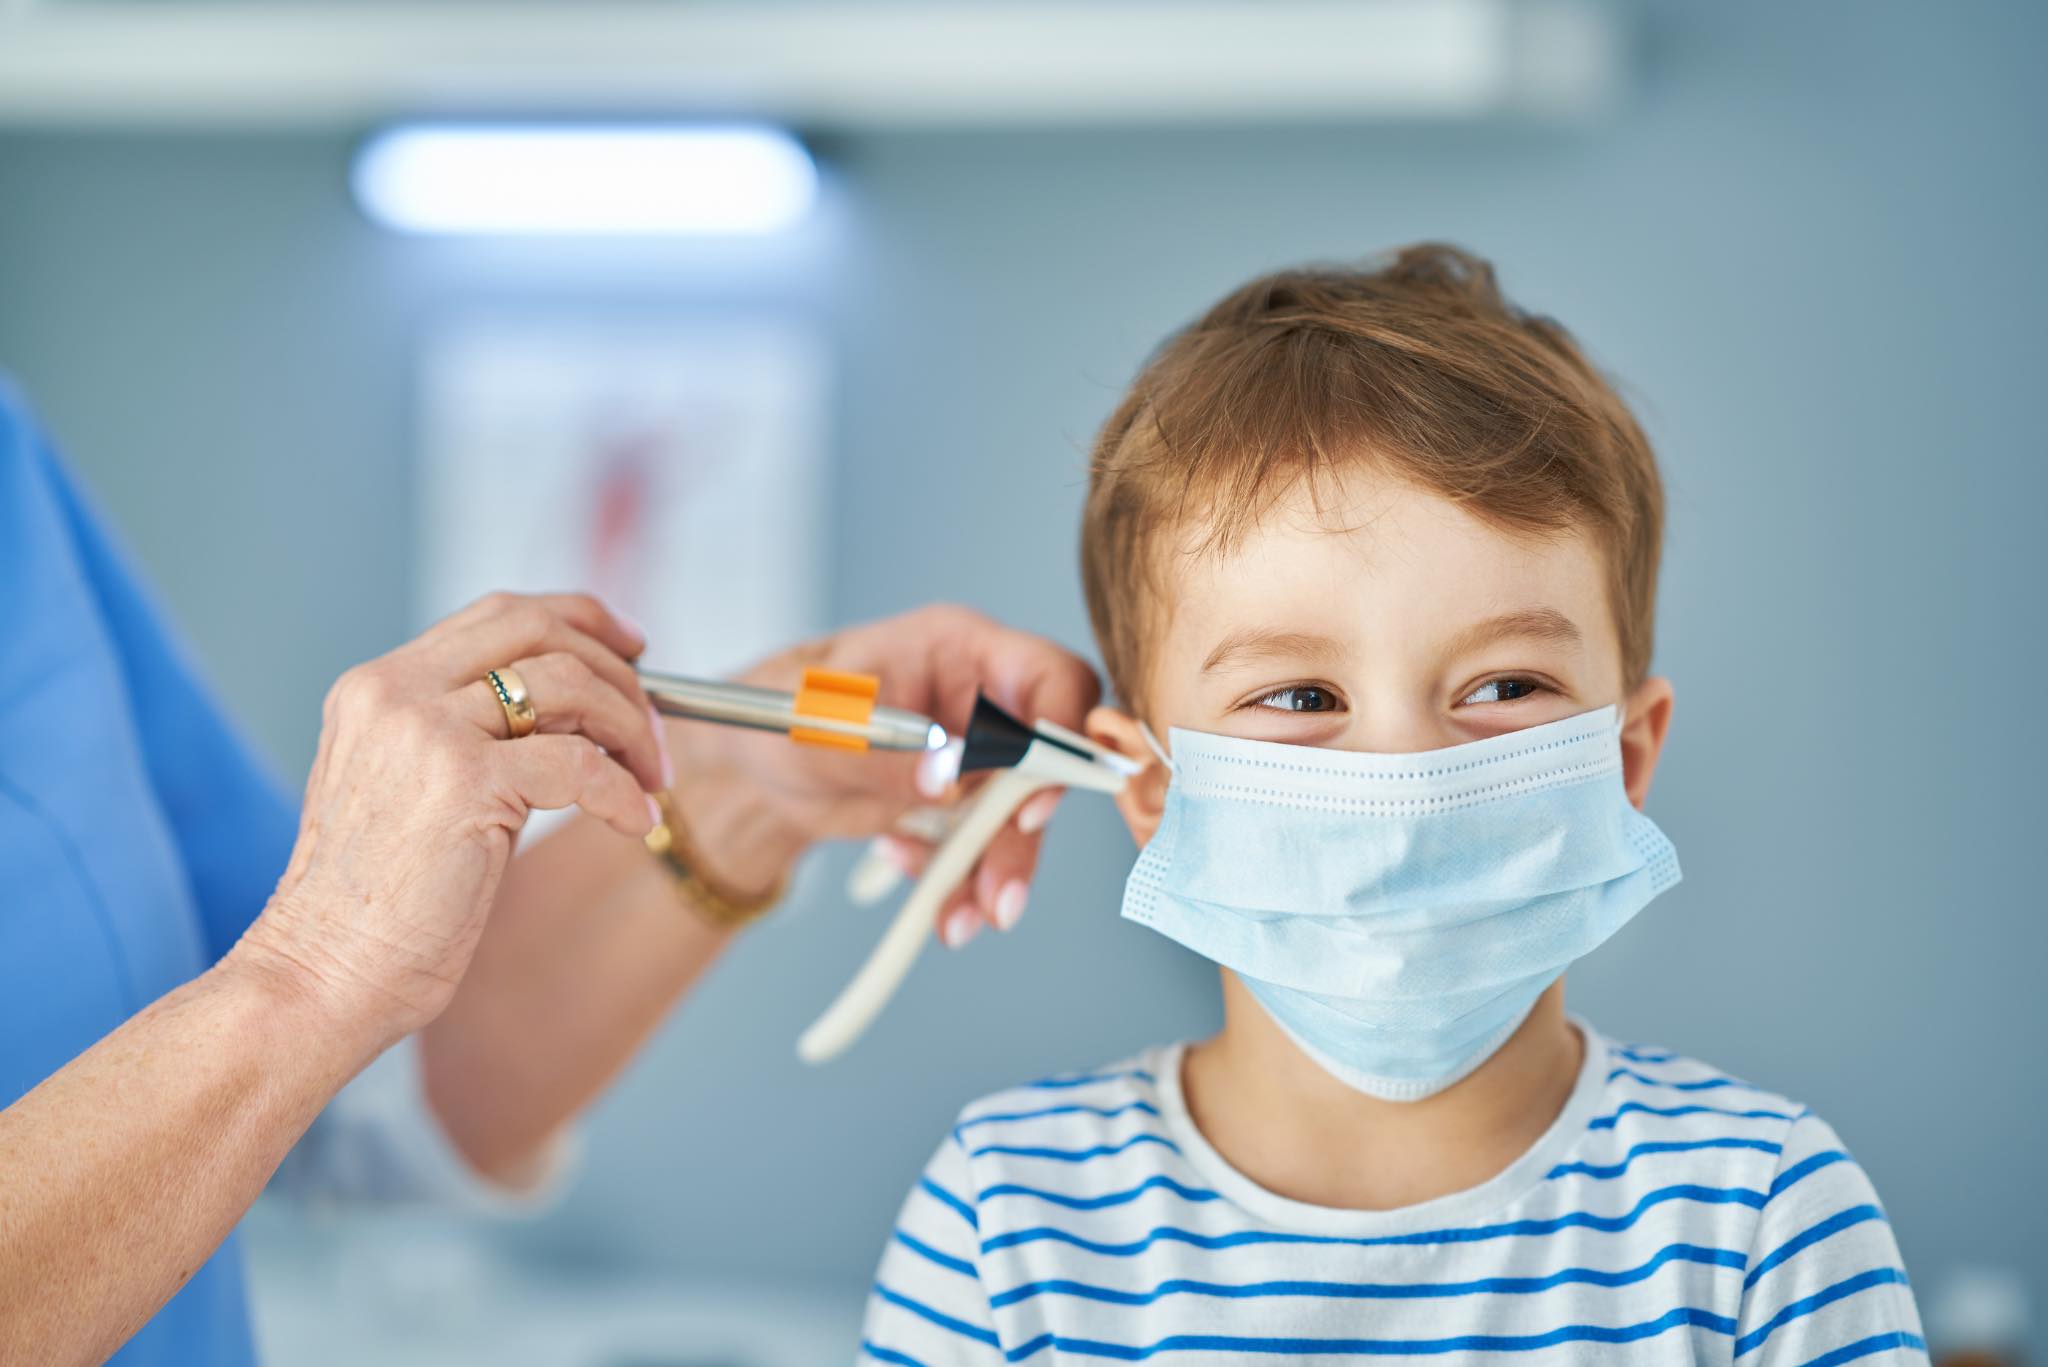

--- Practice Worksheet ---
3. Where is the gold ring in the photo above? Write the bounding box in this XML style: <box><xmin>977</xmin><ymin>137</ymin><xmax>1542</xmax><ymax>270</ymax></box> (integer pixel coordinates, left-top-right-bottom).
<box><xmin>486</xmin><ymin>667</ymin><xmax>537</xmax><ymax>739</ymax></box>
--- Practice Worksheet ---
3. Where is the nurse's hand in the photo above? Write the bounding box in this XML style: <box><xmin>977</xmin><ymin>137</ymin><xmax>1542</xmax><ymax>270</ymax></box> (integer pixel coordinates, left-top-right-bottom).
<box><xmin>658</xmin><ymin>603</ymin><xmax>1101</xmax><ymax>949</ymax></box>
<box><xmin>236</xmin><ymin>592</ymin><xmax>669</xmax><ymax>1047</ymax></box>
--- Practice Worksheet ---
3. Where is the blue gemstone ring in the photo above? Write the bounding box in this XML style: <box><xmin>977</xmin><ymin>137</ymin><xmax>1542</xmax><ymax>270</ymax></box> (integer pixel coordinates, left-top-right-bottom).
<box><xmin>486</xmin><ymin>667</ymin><xmax>537</xmax><ymax>738</ymax></box>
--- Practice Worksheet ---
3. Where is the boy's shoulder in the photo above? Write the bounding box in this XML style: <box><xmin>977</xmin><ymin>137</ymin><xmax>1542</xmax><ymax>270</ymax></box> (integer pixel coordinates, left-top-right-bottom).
<box><xmin>943</xmin><ymin>1046</ymin><xmax>1173</xmax><ymax>1159</ymax></box>
<box><xmin>1585</xmin><ymin>1028</ymin><xmax>1876</xmax><ymax>1201</ymax></box>
<box><xmin>1597</xmin><ymin>1032</ymin><xmax>1813</xmax><ymax>1131</ymax></box>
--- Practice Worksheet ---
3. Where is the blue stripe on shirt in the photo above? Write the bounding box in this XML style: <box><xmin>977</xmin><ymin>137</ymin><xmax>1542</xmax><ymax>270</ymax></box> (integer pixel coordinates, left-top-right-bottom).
<box><xmin>1743</xmin><ymin>1205</ymin><xmax>1887</xmax><ymax>1291</ymax></box>
<box><xmin>921</xmin><ymin>1176</ymin><xmax>978</xmax><ymax>1231</ymax></box>
<box><xmin>873</xmin><ymin>1282</ymin><xmax>1001</xmax><ymax>1348</ymax></box>
<box><xmin>978</xmin><ymin>1174</ymin><xmax>1220</xmax><ymax>1212</ymax></box>
<box><xmin>957</xmin><ymin>1101</ymin><xmax>1163</xmax><ymax>1133</ymax></box>
<box><xmin>1000</xmin><ymin>1304</ymin><xmax>1740</xmax><ymax>1361</ymax></box>
<box><xmin>1548</xmin><ymin>1136</ymin><xmax>1782</xmax><ymax>1181</ymax></box>
<box><xmin>1607</xmin><ymin>1066</ymin><xmax>1758</xmax><ymax>1092</ymax></box>
<box><xmin>1794</xmin><ymin>1331</ymin><xmax>1928</xmax><ymax>1367</ymax></box>
<box><xmin>1022</xmin><ymin>1069</ymin><xmax>1156</xmax><ymax>1090</ymax></box>
<box><xmin>1589</xmin><ymin>1101</ymin><xmax>1795</xmax><ymax>1131</ymax></box>
<box><xmin>1767</xmin><ymin>1151</ymin><xmax>1850</xmax><ymax>1202</ymax></box>
<box><xmin>877</xmin><ymin>1281</ymin><xmax>1745</xmax><ymax>1361</ymax></box>
<box><xmin>896</xmin><ymin>1228</ymin><xmax>977</xmax><ymax>1279</ymax></box>
<box><xmin>1734</xmin><ymin>1268</ymin><xmax>1912</xmax><ymax>1357</ymax></box>
<box><xmin>982</xmin><ymin>1181</ymin><xmax>1769</xmax><ymax>1257</ymax></box>
<box><xmin>969</xmin><ymin>1133</ymin><xmax>1181</xmax><ymax>1164</ymax></box>
<box><xmin>863</xmin><ymin>1340</ymin><xmax>934</xmax><ymax>1367</ymax></box>
<box><xmin>986</xmin><ymin>1241</ymin><xmax>1744</xmax><ymax>1310</ymax></box>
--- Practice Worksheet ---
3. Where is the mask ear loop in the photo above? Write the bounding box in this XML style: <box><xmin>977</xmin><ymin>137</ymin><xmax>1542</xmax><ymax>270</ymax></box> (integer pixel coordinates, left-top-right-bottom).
<box><xmin>1138</xmin><ymin>720</ymin><xmax>1178</xmax><ymax>775</ymax></box>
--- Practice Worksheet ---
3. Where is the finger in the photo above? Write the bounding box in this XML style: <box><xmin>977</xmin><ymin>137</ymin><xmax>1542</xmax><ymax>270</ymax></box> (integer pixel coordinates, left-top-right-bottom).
<box><xmin>968</xmin><ymin>819</ymin><xmax>1041</xmax><ymax>933</ymax></box>
<box><xmin>436</xmin><ymin>591</ymin><xmax>646</xmax><ymax>662</ymax></box>
<box><xmin>942</xmin><ymin>788</ymin><xmax>1062</xmax><ymax>940</ymax></box>
<box><xmin>894</xmin><ymin>807</ymin><xmax>959</xmax><ymax>843</ymax></box>
<box><xmin>830</xmin><ymin>604</ymin><xmax>1096</xmax><ymax>742</ymax></box>
<box><xmin>523</xmin><ymin>592</ymin><xmax>647</xmax><ymax>662</ymax></box>
<box><xmin>847</xmin><ymin>840</ymin><xmax>907</xmax><ymax>907</ymax></box>
<box><xmin>871</xmin><ymin>834</ymin><xmax>992</xmax><ymax>947</ymax></box>
<box><xmin>939</xmin><ymin>899</ymin><xmax>985</xmax><ymax>949</ymax></box>
<box><xmin>434</xmin><ymin>614</ymin><xmax>666</xmax><ymax>778</ymax></box>
<box><xmin>1016</xmin><ymin>788</ymin><xmax>1063</xmax><ymax>836</ymax></box>
<box><xmin>423</xmin><ymin>597</ymin><xmax>648</xmax><ymax>703</ymax></box>
<box><xmin>887</xmin><ymin>787</ymin><xmax>1056</xmax><ymax>944</ymax></box>
<box><xmin>875</xmin><ymin>832</ymin><xmax>933</xmax><ymax>876</ymax></box>
<box><xmin>461</xmin><ymin>651</ymin><xmax>667</xmax><ymax>793</ymax></box>
<box><xmin>942</xmin><ymin>607</ymin><xmax>1102</xmax><ymax>731</ymax></box>
<box><xmin>1002</xmin><ymin>643</ymin><xmax>1103</xmax><ymax>735</ymax></box>
<box><xmin>937</xmin><ymin>844</ymin><xmax>1005</xmax><ymax>946</ymax></box>
<box><xmin>843</xmin><ymin>834</ymin><xmax>976</xmax><ymax>936</ymax></box>
<box><xmin>494</xmin><ymin>734</ymin><xmax>660</xmax><ymax>839</ymax></box>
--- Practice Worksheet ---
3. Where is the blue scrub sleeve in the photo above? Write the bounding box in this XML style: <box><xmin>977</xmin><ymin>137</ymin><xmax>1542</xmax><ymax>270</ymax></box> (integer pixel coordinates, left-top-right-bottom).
<box><xmin>10</xmin><ymin>384</ymin><xmax>301</xmax><ymax>964</ymax></box>
<box><xmin>5</xmin><ymin>382</ymin><xmax>577</xmax><ymax>1215</ymax></box>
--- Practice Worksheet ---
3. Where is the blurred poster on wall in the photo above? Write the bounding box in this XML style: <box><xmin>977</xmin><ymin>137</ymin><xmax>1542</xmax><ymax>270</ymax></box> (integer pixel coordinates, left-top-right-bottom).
<box><xmin>415</xmin><ymin>314</ymin><xmax>828</xmax><ymax>677</ymax></box>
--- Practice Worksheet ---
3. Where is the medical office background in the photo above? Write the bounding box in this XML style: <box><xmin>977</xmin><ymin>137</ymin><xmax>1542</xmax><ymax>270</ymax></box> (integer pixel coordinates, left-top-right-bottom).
<box><xmin>2</xmin><ymin>0</ymin><xmax>2043</xmax><ymax>1362</ymax></box>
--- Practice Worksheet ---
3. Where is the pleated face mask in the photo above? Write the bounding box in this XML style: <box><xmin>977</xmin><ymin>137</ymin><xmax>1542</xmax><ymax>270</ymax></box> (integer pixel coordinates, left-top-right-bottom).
<box><xmin>1121</xmin><ymin>705</ymin><xmax>1680</xmax><ymax>1101</ymax></box>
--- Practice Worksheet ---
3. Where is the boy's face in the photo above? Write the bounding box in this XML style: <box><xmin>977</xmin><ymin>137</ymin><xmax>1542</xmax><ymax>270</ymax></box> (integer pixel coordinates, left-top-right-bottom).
<box><xmin>1089</xmin><ymin>467</ymin><xmax>1674</xmax><ymax>843</ymax></box>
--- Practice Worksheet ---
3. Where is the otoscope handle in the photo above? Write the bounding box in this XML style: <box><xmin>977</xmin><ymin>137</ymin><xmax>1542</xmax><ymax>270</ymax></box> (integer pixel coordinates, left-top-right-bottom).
<box><xmin>639</xmin><ymin>669</ymin><xmax>943</xmax><ymax>752</ymax></box>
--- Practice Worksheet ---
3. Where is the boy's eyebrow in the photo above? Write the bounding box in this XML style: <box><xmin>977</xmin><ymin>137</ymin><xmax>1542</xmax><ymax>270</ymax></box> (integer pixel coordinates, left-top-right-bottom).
<box><xmin>1201</xmin><ymin>628</ymin><xmax>1350</xmax><ymax>673</ymax></box>
<box><xmin>1443</xmin><ymin>607</ymin><xmax>1583</xmax><ymax>658</ymax></box>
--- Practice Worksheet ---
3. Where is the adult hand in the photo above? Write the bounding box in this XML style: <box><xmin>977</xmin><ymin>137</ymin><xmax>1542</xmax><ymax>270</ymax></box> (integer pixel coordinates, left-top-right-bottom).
<box><xmin>235</xmin><ymin>592</ymin><xmax>669</xmax><ymax>1048</ymax></box>
<box><xmin>660</xmin><ymin>603</ymin><xmax>1101</xmax><ymax>948</ymax></box>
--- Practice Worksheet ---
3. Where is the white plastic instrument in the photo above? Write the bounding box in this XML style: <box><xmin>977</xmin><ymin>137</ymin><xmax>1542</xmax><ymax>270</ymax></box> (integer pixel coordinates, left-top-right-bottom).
<box><xmin>796</xmin><ymin>697</ymin><xmax>1133</xmax><ymax>1064</ymax></box>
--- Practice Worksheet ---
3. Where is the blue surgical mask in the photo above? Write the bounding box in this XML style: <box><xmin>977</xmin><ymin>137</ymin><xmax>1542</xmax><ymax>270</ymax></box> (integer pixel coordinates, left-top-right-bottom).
<box><xmin>1122</xmin><ymin>705</ymin><xmax>1679</xmax><ymax>1101</ymax></box>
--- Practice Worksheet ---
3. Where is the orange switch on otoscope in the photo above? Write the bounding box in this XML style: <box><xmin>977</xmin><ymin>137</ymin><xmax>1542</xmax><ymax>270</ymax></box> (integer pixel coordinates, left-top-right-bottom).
<box><xmin>791</xmin><ymin>668</ymin><xmax>882</xmax><ymax>752</ymax></box>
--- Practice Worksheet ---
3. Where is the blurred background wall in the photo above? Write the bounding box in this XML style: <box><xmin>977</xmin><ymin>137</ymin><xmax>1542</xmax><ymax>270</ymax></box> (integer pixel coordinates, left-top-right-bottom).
<box><xmin>1</xmin><ymin>0</ymin><xmax>2042</xmax><ymax>1358</ymax></box>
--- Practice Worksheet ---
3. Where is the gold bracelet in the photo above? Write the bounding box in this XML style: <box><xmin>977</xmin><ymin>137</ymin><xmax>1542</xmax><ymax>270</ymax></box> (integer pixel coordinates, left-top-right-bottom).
<box><xmin>643</xmin><ymin>793</ymin><xmax>787</xmax><ymax>930</ymax></box>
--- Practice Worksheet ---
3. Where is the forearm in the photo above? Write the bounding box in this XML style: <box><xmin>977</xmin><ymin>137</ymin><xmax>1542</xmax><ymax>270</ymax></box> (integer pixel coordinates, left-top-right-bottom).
<box><xmin>419</xmin><ymin>727</ymin><xmax>808</xmax><ymax>1184</ymax></box>
<box><xmin>0</xmin><ymin>952</ymin><xmax>378</xmax><ymax>1367</ymax></box>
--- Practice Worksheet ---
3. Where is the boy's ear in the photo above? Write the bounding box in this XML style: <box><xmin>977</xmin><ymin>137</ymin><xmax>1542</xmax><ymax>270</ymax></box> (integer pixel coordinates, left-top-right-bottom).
<box><xmin>1086</xmin><ymin>705</ymin><xmax>1170</xmax><ymax>846</ymax></box>
<box><xmin>1620</xmin><ymin>676</ymin><xmax>1675</xmax><ymax>810</ymax></box>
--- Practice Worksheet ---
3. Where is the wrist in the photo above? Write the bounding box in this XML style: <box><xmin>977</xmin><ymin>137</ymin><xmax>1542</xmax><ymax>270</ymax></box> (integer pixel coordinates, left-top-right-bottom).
<box><xmin>222</xmin><ymin>908</ymin><xmax>418</xmax><ymax>1068</ymax></box>
<box><xmin>664</xmin><ymin>723</ymin><xmax>812</xmax><ymax>900</ymax></box>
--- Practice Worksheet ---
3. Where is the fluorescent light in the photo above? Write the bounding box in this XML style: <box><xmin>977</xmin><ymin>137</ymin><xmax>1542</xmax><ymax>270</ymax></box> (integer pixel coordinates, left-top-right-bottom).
<box><xmin>0</xmin><ymin>3</ymin><xmax>1625</xmax><ymax>129</ymax></box>
<box><xmin>352</xmin><ymin>124</ymin><xmax>818</xmax><ymax>236</ymax></box>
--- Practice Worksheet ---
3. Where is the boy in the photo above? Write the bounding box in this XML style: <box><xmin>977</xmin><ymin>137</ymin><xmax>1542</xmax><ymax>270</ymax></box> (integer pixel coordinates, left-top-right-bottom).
<box><xmin>862</xmin><ymin>245</ymin><xmax>1924</xmax><ymax>1364</ymax></box>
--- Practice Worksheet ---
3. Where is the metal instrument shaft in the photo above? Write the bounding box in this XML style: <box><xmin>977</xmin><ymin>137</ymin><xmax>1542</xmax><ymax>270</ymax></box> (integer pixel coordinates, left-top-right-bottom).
<box><xmin>638</xmin><ymin>669</ymin><xmax>945</xmax><ymax>752</ymax></box>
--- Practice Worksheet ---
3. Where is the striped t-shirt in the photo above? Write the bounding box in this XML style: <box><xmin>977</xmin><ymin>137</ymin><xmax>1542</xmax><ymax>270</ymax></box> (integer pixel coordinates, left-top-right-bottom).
<box><xmin>863</xmin><ymin>1022</ymin><xmax>1924</xmax><ymax>1365</ymax></box>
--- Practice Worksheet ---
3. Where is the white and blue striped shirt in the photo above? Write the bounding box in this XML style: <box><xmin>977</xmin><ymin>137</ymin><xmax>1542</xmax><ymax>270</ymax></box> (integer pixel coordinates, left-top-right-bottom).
<box><xmin>863</xmin><ymin>1022</ymin><xmax>1923</xmax><ymax>1365</ymax></box>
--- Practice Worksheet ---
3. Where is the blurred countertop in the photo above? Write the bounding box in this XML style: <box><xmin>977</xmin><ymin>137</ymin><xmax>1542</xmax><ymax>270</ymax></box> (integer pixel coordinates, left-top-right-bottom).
<box><xmin>242</xmin><ymin>1203</ymin><xmax>862</xmax><ymax>1367</ymax></box>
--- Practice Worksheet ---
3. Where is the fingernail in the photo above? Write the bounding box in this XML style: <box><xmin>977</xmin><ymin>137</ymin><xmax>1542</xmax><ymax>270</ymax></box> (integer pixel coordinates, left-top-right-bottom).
<box><xmin>994</xmin><ymin>881</ymin><xmax>1028</xmax><ymax>931</ymax></box>
<box><xmin>941</xmin><ymin>907</ymin><xmax>982</xmax><ymax>949</ymax></box>
<box><xmin>612</xmin><ymin>604</ymin><xmax>648</xmax><ymax>652</ymax></box>
<box><xmin>648</xmin><ymin>704</ymin><xmax>676</xmax><ymax>789</ymax></box>
<box><xmin>1017</xmin><ymin>789</ymin><xmax>1061</xmax><ymax>835</ymax></box>
<box><xmin>847</xmin><ymin>847</ymin><xmax>901</xmax><ymax>907</ymax></box>
<box><xmin>916</xmin><ymin>739</ymin><xmax>965</xmax><ymax>799</ymax></box>
<box><xmin>875</xmin><ymin>835</ymin><xmax>916</xmax><ymax>874</ymax></box>
<box><xmin>644</xmin><ymin>794</ymin><xmax>663</xmax><ymax>831</ymax></box>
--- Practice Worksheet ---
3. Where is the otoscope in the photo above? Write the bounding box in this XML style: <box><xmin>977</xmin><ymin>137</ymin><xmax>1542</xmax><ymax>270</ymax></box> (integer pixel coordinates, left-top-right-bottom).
<box><xmin>636</xmin><ymin>666</ymin><xmax>1135</xmax><ymax>1062</ymax></box>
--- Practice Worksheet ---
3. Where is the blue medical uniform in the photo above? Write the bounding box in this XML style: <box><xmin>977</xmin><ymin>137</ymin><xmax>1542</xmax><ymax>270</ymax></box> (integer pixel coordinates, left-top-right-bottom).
<box><xmin>0</xmin><ymin>379</ymin><xmax>299</xmax><ymax>1365</ymax></box>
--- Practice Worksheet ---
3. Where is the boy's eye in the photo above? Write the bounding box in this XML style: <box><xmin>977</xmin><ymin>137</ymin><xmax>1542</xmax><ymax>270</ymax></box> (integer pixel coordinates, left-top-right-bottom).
<box><xmin>1254</xmin><ymin>685</ymin><xmax>1343</xmax><ymax>713</ymax></box>
<box><xmin>1460</xmin><ymin>677</ymin><xmax>1543</xmax><ymax>706</ymax></box>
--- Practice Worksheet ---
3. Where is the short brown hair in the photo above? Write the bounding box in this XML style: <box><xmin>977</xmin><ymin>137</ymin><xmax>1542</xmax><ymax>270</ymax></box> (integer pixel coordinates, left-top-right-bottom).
<box><xmin>1080</xmin><ymin>243</ymin><xmax>1664</xmax><ymax>707</ymax></box>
